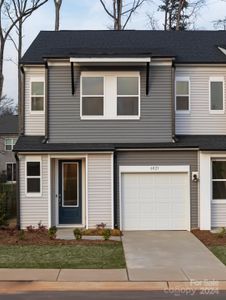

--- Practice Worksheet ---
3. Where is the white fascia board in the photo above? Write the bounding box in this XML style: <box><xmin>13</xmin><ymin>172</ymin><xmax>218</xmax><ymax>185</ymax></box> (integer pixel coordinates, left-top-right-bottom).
<box><xmin>70</xmin><ymin>57</ymin><xmax>151</xmax><ymax>63</ymax></box>
<box><xmin>218</xmin><ymin>47</ymin><xmax>226</xmax><ymax>56</ymax></box>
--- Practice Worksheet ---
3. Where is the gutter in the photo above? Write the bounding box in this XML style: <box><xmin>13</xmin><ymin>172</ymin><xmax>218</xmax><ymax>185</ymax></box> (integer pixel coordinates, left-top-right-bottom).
<box><xmin>14</xmin><ymin>152</ymin><xmax>20</xmax><ymax>230</ymax></box>
<box><xmin>43</xmin><ymin>60</ymin><xmax>49</xmax><ymax>144</ymax></box>
<box><xmin>171</xmin><ymin>63</ymin><xmax>176</xmax><ymax>142</ymax></box>
<box><xmin>20</xmin><ymin>66</ymin><xmax>25</xmax><ymax>135</ymax></box>
<box><xmin>113</xmin><ymin>151</ymin><xmax>118</xmax><ymax>229</ymax></box>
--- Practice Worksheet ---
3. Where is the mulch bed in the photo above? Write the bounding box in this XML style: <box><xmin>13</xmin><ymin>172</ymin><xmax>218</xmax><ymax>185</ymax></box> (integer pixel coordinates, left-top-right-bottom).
<box><xmin>192</xmin><ymin>229</ymin><xmax>226</xmax><ymax>246</ymax></box>
<box><xmin>0</xmin><ymin>227</ymin><xmax>120</xmax><ymax>246</ymax></box>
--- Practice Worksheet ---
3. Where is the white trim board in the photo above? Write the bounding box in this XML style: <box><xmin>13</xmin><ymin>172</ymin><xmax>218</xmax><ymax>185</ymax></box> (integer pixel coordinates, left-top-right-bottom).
<box><xmin>70</xmin><ymin>57</ymin><xmax>151</xmax><ymax>63</ymax></box>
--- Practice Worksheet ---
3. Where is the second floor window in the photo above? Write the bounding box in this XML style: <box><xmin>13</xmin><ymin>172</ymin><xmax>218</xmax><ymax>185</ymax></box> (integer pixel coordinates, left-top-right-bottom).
<box><xmin>210</xmin><ymin>77</ymin><xmax>224</xmax><ymax>113</ymax></box>
<box><xmin>31</xmin><ymin>80</ymin><xmax>45</xmax><ymax>112</ymax></box>
<box><xmin>175</xmin><ymin>78</ymin><xmax>190</xmax><ymax>112</ymax></box>
<box><xmin>5</xmin><ymin>138</ymin><xmax>17</xmax><ymax>151</ymax></box>
<box><xmin>81</xmin><ymin>72</ymin><xmax>140</xmax><ymax>119</ymax></box>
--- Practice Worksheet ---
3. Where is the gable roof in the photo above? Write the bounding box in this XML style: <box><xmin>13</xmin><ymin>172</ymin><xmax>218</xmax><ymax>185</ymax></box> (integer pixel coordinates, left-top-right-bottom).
<box><xmin>0</xmin><ymin>115</ymin><xmax>19</xmax><ymax>134</ymax></box>
<box><xmin>21</xmin><ymin>30</ymin><xmax>226</xmax><ymax>64</ymax></box>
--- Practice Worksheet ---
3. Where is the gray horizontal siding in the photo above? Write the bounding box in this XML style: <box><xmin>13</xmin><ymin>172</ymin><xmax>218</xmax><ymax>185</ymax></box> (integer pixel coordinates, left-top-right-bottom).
<box><xmin>176</xmin><ymin>67</ymin><xmax>226</xmax><ymax>134</ymax></box>
<box><xmin>48</xmin><ymin>65</ymin><xmax>172</xmax><ymax>143</ymax></box>
<box><xmin>116</xmin><ymin>150</ymin><xmax>198</xmax><ymax>229</ymax></box>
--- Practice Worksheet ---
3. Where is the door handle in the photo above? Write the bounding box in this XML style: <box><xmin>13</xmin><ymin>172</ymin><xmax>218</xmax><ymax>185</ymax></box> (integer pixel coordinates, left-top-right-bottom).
<box><xmin>58</xmin><ymin>194</ymin><xmax>62</xmax><ymax>204</ymax></box>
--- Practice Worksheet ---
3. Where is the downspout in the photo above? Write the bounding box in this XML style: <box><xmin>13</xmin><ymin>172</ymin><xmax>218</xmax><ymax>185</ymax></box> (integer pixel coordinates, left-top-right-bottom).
<box><xmin>15</xmin><ymin>152</ymin><xmax>20</xmax><ymax>230</ymax></box>
<box><xmin>171</xmin><ymin>63</ymin><xmax>177</xmax><ymax>142</ymax></box>
<box><xmin>20</xmin><ymin>66</ymin><xmax>25</xmax><ymax>135</ymax></box>
<box><xmin>42</xmin><ymin>60</ymin><xmax>49</xmax><ymax>144</ymax></box>
<box><xmin>113</xmin><ymin>150</ymin><xmax>118</xmax><ymax>229</ymax></box>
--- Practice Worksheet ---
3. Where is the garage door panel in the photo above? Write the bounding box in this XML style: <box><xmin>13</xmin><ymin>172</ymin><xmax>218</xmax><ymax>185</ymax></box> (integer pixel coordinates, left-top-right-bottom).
<box><xmin>121</xmin><ymin>172</ymin><xmax>189</xmax><ymax>230</ymax></box>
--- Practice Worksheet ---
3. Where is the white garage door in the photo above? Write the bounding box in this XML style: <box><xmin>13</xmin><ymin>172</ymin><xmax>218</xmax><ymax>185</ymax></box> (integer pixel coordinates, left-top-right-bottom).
<box><xmin>121</xmin><ymin>172</ymin><xmax>189</xmax><ymax>230</ymax></box>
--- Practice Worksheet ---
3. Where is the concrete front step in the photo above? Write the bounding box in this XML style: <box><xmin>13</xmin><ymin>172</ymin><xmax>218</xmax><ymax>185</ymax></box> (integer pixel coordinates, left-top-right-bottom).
<box><xmin>56</xmin><ymin>229</ymin><xmax>121</xmax><ymax>241</ymax></box>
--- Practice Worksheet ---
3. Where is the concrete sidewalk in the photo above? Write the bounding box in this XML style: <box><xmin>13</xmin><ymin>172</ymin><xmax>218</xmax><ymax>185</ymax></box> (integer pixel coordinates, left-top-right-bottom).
<box><xmin>0</xmin><ymin>269</ymin><xmax>128</xmax><ymax>282</ymax></box>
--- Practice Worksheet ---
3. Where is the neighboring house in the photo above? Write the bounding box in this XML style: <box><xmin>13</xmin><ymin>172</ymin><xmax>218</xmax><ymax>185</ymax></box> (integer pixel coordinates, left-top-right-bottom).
<box><xmin>14</xmin><ymin>30</ymin><xmax>226</xmax><ymax>231</ymax></box>
<box><xmin>0</xmin><ymin>115</ymin><xmax>18</xmax><ymax>182</ymax></box>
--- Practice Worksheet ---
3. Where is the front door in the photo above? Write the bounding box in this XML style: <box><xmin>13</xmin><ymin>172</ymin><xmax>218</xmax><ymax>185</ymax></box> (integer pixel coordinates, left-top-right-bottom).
<box><xmin>58</xmin><ymin>160</ymin><xmax>82</xmax><ymax>224</ymax></box>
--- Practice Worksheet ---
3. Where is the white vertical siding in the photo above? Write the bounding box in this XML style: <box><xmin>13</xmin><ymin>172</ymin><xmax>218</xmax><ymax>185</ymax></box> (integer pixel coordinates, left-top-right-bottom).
<box><xmin>212</xmin><ymin>203</ymin><xmax>226</xmax><ymax>227</ymax></box>
<box><xmin>176</xmin><ymin>67</ymin><xmax>226</xmax><ymax>134</ymax></box>
<box><xmin>20</xmin><ymin>155</ymin><xmax>49</xmax><ymax>228</ymax></box>
<box><xmin>24</xmin><ymin>67</ymin><xmax>45</xmax><ymax>136</ymax></box>
<box><xmin>87</xmin><ymin>154</ymin><xmax>113</xmax><ymax>228</ymax></box>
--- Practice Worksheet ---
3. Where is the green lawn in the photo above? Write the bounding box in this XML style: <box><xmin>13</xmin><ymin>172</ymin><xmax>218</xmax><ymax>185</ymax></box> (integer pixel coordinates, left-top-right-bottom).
<box><xmin>0</xmin><ymin>244</ymin><xmax>126</xmax><ymax>269</ymax></box>
<box><xmin>209</xmin><ymin>246</ymin><xmax>226</xmax><ymax>265</ymax></box>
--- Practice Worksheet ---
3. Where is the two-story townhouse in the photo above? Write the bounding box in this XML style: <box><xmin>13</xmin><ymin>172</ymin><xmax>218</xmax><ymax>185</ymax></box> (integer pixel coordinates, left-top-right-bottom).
<box><xmin>0</xmin><ymin>115</ymin><xmax>18</xmax><ymax>182</ymax></box>
<box><xmin>14</xmin><ymin>30</ymin><xmax>226</xmax><ymax>231</ymax></box>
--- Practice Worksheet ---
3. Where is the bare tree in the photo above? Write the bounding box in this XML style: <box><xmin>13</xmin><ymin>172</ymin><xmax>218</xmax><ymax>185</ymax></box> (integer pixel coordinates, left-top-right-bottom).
<box><xmin>146</xmin><ymin>12</ymin><xmax>159</xmax><ymax>30</ymax></box>
<box><xmin>54</xmin><ymin>0</ymin><xmax>62</xmax><ymax>31</ymax></box>
<box><xmin>0</xmin><ymin>95</ymin><xmax>17</xmax><ymax>116</ymax></box>
<box><xmin>0</xmin><ymin>0</ymin><xmax>48</xmax><ymax>100</ymax></box>
<box><xmin>100</xmin><ymin>0</ymin><xmax>147</xmax><ymax>30</ymax></box>
<box><xmin>213</xmin><ymin>18</ymin><xmax>226</xmax><ymax>30</ymax></box>
<box><xmin>159</xmin><ymin>0</ymin><xmax>205</xmax><ymax>31</ymax></box>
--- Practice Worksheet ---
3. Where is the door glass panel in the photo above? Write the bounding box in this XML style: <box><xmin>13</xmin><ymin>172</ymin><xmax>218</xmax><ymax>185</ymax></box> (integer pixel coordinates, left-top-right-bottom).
<box><xmin>63</xmin><ymin>163</ymin><xmax>78</xmax><ymax>206</ymax></box>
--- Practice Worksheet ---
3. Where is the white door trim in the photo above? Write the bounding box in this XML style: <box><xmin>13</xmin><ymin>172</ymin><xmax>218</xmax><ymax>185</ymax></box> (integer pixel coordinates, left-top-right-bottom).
<box><xmin>119</xmin><ymin>165</ymin><xmax>191</xmax><ymax>231</ymax></box>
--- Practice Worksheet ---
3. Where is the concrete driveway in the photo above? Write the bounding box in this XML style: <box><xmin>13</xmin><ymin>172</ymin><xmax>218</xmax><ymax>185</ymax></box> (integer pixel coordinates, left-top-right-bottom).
<box><xmin>122</xmin><ymin>231</ymin><xmax>226</xmax><ymax>281</ymax></box>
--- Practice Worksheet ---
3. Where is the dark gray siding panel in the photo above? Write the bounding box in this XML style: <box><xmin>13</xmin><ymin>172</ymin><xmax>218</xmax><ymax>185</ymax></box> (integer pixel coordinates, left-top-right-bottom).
<box><xmin>116</xmin><ymin>150</ymin><xmax>198</xmax><ymax>229</ymax></box>
<box><xmin>48</xmin><ymin>66</ymin><xmax>172</xmax><ymax>143</ymax></box>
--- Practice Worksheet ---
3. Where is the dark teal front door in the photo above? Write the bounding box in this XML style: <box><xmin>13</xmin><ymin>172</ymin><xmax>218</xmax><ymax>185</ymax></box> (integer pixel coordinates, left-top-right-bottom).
<box><xmin>59</xmin><ymin>160</ymin><xmax>82</xmax><ymax>224</ymax></box>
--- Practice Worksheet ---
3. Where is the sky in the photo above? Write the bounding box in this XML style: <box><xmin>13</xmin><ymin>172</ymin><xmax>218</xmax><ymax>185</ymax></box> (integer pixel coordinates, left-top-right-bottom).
<box><xmin>3</xmin><ymin>0</ymin><xmax>226</xmax><ymax>103</ymax></box>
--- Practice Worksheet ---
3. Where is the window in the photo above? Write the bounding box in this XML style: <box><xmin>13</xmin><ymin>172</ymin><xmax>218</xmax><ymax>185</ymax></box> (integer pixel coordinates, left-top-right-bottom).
<box><xmin>6</xmin><ymin>163</ymin><xmax>16</xmax><ymax>182</ymax></box>
<box><xmin>212</xmin><ymin>160</ymin><xmax>226</xmax><ymax>200</ymax></box>
<box><xmin>81</xmin><ymin>72</ymin><xmax>140</xmax><ymax>119</ymax></box>
<box><xmin>210</xmin><ymin>78</ymin><xmax>224</xmax><ymax>112</ymax></box>
<box><xmin>31</xmin><ymin>80</ymin><xmax>44</xmax><ymax>112</ymax></box>
<box><xmin>5</xmin><ymin>138</ymin><xmax>17</xmax><ymax>151</ymax></box>
<box><xmin>117</xmin><ymin>77</ymin><xmax>139</xmax><ymax>116</ymax></box>
<box><xmin>82</xmin><ymin>77</ymin><xmax>104</xmax><ymax>116</ymax></box>
<box><xmin>26</xmin><ymin>161</ymin><xmax>41</xmax><ymax>195</ymax></box>
<box><xmin>175</xmin><ymin>78</ymin><xmax>190</xmax><ymax>112</ymax></box>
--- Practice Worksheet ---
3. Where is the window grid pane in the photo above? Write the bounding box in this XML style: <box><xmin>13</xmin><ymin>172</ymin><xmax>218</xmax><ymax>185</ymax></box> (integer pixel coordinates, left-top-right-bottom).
<box><xmin>82</xmin><ymin>97</ymin><xmax>104</xmax><ymax>116</ymax></box>
<box><xmin>117</xmin><ymin>77</ymin><xmax>138</xmax><ymax>95</ymax></box>
<box><xmin>31</xmin><ymin>97</ymin><xmax>44</xmax><ymax>111</ymax></box>
<box><xmin>117</xmin><ymin>97</ymin><xmax>139</xmax><ymax>116</ymax></box>
<box><xmin>31</xmin><ymin>82</ymin><xmax>44</xmax><ymax>96</ymax></box>
<box><xmin>211</xmin><ymin>81</ymin><xmax>223</xmax><ymax>111</ymax></box>
<box><xmin>82</xmin><ymin>77</ymin><xmax>103</xmax><ymax>95</ymax></box>
<box><xmin>212</xmin><ymin>161</ymin><xmax>226</xmax><ymax>200</ymax></box>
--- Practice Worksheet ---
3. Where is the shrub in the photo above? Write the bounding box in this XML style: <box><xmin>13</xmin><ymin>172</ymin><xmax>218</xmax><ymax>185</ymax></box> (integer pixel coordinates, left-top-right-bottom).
<box><xmin>103</xmin><ymin>229</ymin><xmax>111</xmax><ymax>241</ymax></box>
<box><xmin>18</xmin><ymin>230</ymin><xmax>25</xmax><ymax>240</ymax></box>
<box><xmin>73</xmin><ymin>228</ymin><xmax>83</xmax><ymax>240</ymax></box>
<box><xmin>26</xmin><ymin>225</ymin><xmax>35</xmax><ymax>232</ymax></box>
<box><xmin>217</xmin><ymin>227</ymin><xmax>226</xmax><ymax>239</ymax></box>
<box><xmin>96</xmin><ymin>222</ymin><xmax>106</xmax><ymax>229</ymax></box>
<box><xmin>37</xmin><ymin>221</ymin><xmax>47</xmax><ymax>232</ymax></box>
<box><xmin>48</xmin><ymin>226</ymin><xmax>57</xmax><ymax>239</ymax></box>
<box><xmin>0</xmin><ymin>192</ymin><xmax>8</xmax><ymax>227</ymax></box>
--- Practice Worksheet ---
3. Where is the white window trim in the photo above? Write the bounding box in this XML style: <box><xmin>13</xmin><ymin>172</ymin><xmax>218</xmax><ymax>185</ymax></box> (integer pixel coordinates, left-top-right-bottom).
<box><xmin>5</xmin><ymin>162</ymin><xmax>16</xmax><ymax>183</ymax></box>
<box><xmin>209</xmin><ymin>77</ymin><xmax>225</xmax><ymax>114</ymax></box>
<box><xmin>175</xmin><ymin>77</ymin><xmax>190</xmax><ymax>114</ymax></box>
<box><xmin>80</xmin><ymin>71</ymin><xmax>140</xmax><ymax>120</ymax></box>
<box><xmin>61</xmin><ymin>162</ymin><xmax>79</xmax><ymax>208</ymax></box>
<box><xmin>5</xmin><ymin>138</ymin><xmax>16</xmax><ymax>151</ymax></box>
<box><xmin>211</xmin><ymin>158</ymin><xmax>226</xmax><ymax>203</ymax></box>
<box><xmin>30</xmin><ymin>77</ymin><xmax>45</xmax><ymax>115</ymax></box>
<box><xmin>25</xmin><ymin>156</ymin><xmax>42</xmax><ymax>197</ymax></box>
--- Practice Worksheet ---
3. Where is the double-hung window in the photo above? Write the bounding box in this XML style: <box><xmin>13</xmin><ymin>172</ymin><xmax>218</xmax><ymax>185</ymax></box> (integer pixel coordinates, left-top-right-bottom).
<box><xmin>5</xmin><ymin>138</ymin><xmax>17</xmax><ymax>151</ymax></box>
<box><xmin>6</xmin><ymin>163</ymin><xmax>16</xmax><ymax>182</ymax></box>
<box><xmin>31</xmin><ymin>79</ymin><xmax>45</xmax><ymax>112</ymax></box>
<box><xmin>210</xmin><ymin>77</ymin><xmax>224</xmax><ymax>113</ymax></box>
<box><xmin>81</xmin><ymin>72</ymin><xmax>140</xmax><ymax>119</ymax></box>
<box><xmin>117</xmin><ymin>77</ymin><xmax>139</xmax><ymax>116</ymax></box>
<box><xmin>26</xmin><ymin>160</ymin><xmax>41</xmax><ymax>196</ymax></box>
<box><xmin>212</xmin><ymin>160</ymin><xmax>226</xmax><ymax>201</ymax></box>
<box><xmin>82</xmin><ymin>77</ymin><xmax>104</xmax><ymax>116</ymax></box>
<box><xmin>175</xmin><ymin>78</ymin><xmax>190</xmax><ymax>112</ymax></box>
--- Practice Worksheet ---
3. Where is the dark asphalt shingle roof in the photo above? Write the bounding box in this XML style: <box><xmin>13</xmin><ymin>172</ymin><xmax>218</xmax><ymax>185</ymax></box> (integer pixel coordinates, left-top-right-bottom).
<box><xmin>13</xmin><ymin>135</ymin><xmax>226</xmax><ymax>152</ymax></box>
<box><xmin>0</xmin><ymin>115</ymin><xmax>19</xmax><ymax>134</ymax></box>
<box><xmin>21</xmin><ymin>30</ymin><xmax>226</xmax><ymax>64</ymax></box>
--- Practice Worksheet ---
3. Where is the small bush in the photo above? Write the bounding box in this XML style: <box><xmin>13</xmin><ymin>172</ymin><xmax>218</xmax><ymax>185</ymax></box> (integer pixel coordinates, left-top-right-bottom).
<box><xmin>103</xmin><ymin>229</ymin><xmax>111</xmax><ymax>241</ymax></box>
<box><xmin>73</xmin><ymin>228</ymin><xmax>83</xmax><ymax>240</ymax></box>
<box><xmin>26</xmin><ymin>225</ymin><xmax>35</xmax><ymax>232</ymax></box>
<box><xmin>18</xmin><ymin>230</ymin><xmax>25</xmax><ymax>240</ymax></box>
<box><xmin>96</xmin><ymin>222</ymin><xmax>106</xmax><ymax>229</ymax></box>
<box><xmin>217</xmin><ymin>227</ymin><xmax>226</xmax><ymax>239</ymax></box>
<box><xmin>37</xmin><ymin>221</ymin><xmax>47</xmax><ymax>232</ymax></box>
<box><xmin>48</xmin><ymin>226</ymin><xmax>57</xmax><ymax>239</ymax></box>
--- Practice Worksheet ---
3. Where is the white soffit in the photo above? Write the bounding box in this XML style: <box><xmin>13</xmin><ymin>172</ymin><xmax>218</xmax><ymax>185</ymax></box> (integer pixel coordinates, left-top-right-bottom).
<box><xmin>70</xmin><ymin>57</ymin><xmax>151</xmax><ymax>63</ymax></box>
